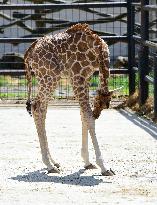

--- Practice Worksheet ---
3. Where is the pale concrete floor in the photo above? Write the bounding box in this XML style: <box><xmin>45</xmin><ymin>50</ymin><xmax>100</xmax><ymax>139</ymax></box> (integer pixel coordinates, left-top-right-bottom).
<box><xmin>0</xmin><ymin>107</ymin><xmax>157</xmax><ymax>205</ymax></box>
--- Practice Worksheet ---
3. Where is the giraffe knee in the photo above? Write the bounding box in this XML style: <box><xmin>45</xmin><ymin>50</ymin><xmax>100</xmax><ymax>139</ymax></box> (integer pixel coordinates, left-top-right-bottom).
<box><xmin>31</xmin><ymin>100</ymin><xmax>47</xmax><ymax>119</ymax></box>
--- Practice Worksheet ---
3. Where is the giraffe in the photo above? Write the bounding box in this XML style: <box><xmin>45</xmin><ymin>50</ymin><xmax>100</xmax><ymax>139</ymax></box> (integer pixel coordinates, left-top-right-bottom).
<box><xmin>24</xmin><ymin>23</ymin><xmax>115</xmax><ymax>176</ymax></box>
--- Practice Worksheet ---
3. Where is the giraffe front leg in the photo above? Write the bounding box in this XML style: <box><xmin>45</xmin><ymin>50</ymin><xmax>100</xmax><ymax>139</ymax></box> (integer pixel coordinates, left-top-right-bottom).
<box><xmin>71</xmin><ymin>75</ymin><xmax>113</xmax><ymax>174</ymax></box>
<box><xmin>80</xmin><ymin>110</ymin><xmax>97</xmax><ymax>169</ymax></box>
<box><xmin>32</xmin><ymin>99</ymin><xmax>60</xmax><ymax>173</ymax></box>
<box><xmin>87</xmin><ymin>113</ymin><xmax>115</xmax><ymax>176</ymax></box>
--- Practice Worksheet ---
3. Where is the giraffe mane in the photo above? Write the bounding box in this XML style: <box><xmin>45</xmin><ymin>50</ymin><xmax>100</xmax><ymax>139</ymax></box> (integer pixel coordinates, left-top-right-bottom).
<box><xmin>66</xmin><ymin>23</ymin><xmax>90</xmax><ymax>33</ymax></box>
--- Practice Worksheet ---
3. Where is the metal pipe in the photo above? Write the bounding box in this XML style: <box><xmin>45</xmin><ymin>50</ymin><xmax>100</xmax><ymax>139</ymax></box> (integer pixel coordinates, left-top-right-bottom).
<box><xmin>144</xmin><ymin>75</ymin><xmax>154</xmax><ymax>84</ymax></box>
<box><xmin>0</xmin><ymin>2</ymin><xmax>127</xmax><ymax>10</ymax></box>
<box><xmin>0</xmin><ymin>68</ymin><xmax>128</xmax><ymax>75</ymax></box>
<box><xmin>0</xmin><ymin>36</ymin><xmax>127</xmax><ymax>43</ymax></box>
<box><xmin>131</xmin><ymin>3</ymin><xmax>141</xmax><ymax>7</ymax></box>
<box><xmin>0</xmin><ymin>38</ymin><xmax>37</xmax><ymax>43</ymax></box>
<box><xmin>144</xmin><ymin>5</ymin><xmax>157</xmax><ymax>12</ymax></box>
<box><xmin>133</xmin><ymin>35</ymin><xmax>142</xmax><ymax>43</ymax></box>
<box><xmin>133</xmin><ymin>35</ymin><xmax>157</xmax><ymax>50</ymax></box>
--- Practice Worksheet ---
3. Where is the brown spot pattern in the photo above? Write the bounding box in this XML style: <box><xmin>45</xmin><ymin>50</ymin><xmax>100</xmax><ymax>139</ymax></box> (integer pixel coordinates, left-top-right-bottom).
<box><xmin>87</xmin><ymin>51</ymin><xmax>96</xmax><ymax>61</ymax></box>
<box><xmin>74</xmin><ymin>33</ymin><xmax>82</xmax><ymax>44</ymax></box>
<box><xmin>69</xmin><ymin>44</ymin><xmax>76</xmax><ymax>52</ymax></box>
<box><xmin>71</xmin><ymin>62</ymin><xmax>82</xmax><ymax>74</ymax></box>
<box><xmin>81</xmin><ymin>60</ymin><xmax>89</xmax><ymax>67</ymax></box>
<box><xmin>77</xmin><ymin>52</ymin><xmax>86</xmax><ymax>61</ymax></box>
<box><xmin>78</xmin><ymin>41</ymin><xmax>89</xmax><ymax>52</ymax></box>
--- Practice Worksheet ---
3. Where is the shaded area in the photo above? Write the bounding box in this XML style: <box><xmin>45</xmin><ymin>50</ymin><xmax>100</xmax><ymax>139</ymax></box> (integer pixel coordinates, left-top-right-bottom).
<box><xmin>119</xmin><ymin>109</ymin><xmax>157</xmax><ymax>140</ymax></box>
<box><xmin>10</xmin><ymin>168</ymin><xmax>106</xmax><ymax>187</ymax></box>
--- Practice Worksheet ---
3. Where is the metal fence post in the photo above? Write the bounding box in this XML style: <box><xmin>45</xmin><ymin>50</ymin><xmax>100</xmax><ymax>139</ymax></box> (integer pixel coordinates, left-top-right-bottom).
<box><xmin>138</xmin><ymin>0</ymin><xmax>149</xmax><ymax>105</ymax></box>
<box><xmin>127</xmin><ymin>0</ymin><xmax>136</xmax><ymax>95</ymax></box>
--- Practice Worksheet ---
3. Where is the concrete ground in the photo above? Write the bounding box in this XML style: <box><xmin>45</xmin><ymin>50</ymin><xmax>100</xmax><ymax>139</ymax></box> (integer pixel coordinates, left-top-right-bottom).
<box><xmin>0</xmin><ymin>107</ymin><xmax>157</xmax><ymax>205</ymax></box>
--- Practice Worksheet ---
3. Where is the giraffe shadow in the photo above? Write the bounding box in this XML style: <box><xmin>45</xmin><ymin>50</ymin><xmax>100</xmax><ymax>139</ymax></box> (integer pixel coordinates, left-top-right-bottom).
<box><xmin>10</xmin><ymin>168</ymin><xmax>110</xmax><ymax>187</ymax></box>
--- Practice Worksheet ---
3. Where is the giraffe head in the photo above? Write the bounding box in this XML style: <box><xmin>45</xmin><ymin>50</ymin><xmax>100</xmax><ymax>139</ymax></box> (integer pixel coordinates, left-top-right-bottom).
<box><xmin>92</xmin><ymin>89</ymin><xmax>113</xmax><ymax>119</ymax></box>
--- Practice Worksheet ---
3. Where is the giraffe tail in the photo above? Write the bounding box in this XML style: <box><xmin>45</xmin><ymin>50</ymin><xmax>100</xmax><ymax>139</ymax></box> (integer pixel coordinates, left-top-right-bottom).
<box><xmin>25</xmin><ymin>62</ymin><xmax>32</xmax><ymax>116</ymax></box>
<box><xmin>24</xmin><ymin>40</ymin><xmax>38</xmax><ymax>116</ymax></box>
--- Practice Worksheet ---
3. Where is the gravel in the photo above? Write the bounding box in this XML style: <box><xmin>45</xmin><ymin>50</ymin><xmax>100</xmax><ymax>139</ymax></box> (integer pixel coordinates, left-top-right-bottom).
<box><xmin>0</xmin><ymin>107</ymin><xmax>157</xmax><ymax>205</ymax></box>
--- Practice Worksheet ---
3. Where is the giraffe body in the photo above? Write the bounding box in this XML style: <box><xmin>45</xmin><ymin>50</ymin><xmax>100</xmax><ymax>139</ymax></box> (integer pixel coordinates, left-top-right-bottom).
<box><xmin>24</xmin><ymin>24</ymin><xmax>114</xmax><ymax>176</ymax></box>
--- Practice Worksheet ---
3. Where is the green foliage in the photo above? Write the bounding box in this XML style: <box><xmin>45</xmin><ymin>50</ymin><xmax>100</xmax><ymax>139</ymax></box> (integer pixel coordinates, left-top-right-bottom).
<box><xmin>0</xmin><ymin>74</ymin><xmax>130</xmax><ymax>99</ymax></box>
<box><xmin>0</xmin><ymin>76</ymin><xmax>8</xmax><ymax>86</ymax></box>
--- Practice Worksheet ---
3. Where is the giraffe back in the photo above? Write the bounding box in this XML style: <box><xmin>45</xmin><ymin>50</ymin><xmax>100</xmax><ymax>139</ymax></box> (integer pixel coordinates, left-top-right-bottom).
<box><xmin>24</xmin><ymin>23</ymin><xmax>110</xmax><ymax>91</ymax></box>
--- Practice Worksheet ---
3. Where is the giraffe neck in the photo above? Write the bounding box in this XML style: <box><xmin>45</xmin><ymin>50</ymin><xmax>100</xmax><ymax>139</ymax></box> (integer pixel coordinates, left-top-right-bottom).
<box><xmin>98</xmin><ymin>43</ymin><xmax>110</xmax><ymax>94</ymax></box>
<box><xmin>99</xmin><ymin>68</ymin><xmax>109</xmax><ymax>94</ymax></box>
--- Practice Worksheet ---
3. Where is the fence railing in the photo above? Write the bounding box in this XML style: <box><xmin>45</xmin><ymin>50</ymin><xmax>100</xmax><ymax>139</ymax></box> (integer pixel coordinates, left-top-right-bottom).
<box><xmin>130</xmin><ymin>0</ymin><xmax>157</xmax><ymax>118</ymax></box>
<box><xmin>0</xmin><ymin>1</ymin><xmax>130</xmax><ymax>100</ymax></box>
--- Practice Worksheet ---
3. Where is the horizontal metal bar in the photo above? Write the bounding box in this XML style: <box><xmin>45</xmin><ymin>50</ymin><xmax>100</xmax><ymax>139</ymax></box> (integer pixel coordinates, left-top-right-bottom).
<box><xmin>0</xmin><ymin>2</ymin><xmax>127</xmax><ymax>10</ymax></box>
<box><xmin>0</xmin><ymin>70</ymin><xmax>25</xmax><ymax>75</ymax></box>
<box><xmin>144</xmin><ymin>5</ymin><xmax>157</xmax><ymax>12</ymax></box>
<box><xmin>0</xmin><ymin>68</ymin><xmax>128</xmax><ymax>75</ymax></box>
<box><xmin>131</xmin><ymin>3</ymin><xmax>141</xmax><ymax>7</ymax></box>
<box><xmin>133</xmin><ymin>35</ymin><xmax>157</xmax><ymax>50</ymax></box>
<box><xmin>79</xmin><ymin>68</ymin><xmax>128</xmax><ymax>75</ymax></box>
<box><xmin>0</xmin><ymin>36</ymin><xmax>127</xmax><ymax>43</ymax></box>
<box><xmin>132</xmin><ymin>2</ymin><xmax>157</xmax><ymax>14</ymax></box>
<box><xmin>145</xmin><ymin>75</ymin><xmax>154</xmax><ymax>84</ymax></box>
<box><xmin>0</xmin><ymin>38</ymin><xmax>37</xmax><ymax>43</ymax></box>
<box><xmin>133</xmin><ymin>35</ymin><xmax>141</xmax><ymax>43</ymax></box>
<box><xmin>110</xmin><ymin>68</ymin><xmax>128</xmax><ymax>74</ymax></box>
<box><xmin>102</xmin><ymin>36</ymin><xmax>127</xmax><ymax>41</ymax></box>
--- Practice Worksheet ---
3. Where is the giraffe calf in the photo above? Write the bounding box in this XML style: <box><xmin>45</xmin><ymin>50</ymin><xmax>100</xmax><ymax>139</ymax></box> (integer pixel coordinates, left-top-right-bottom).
<box><xmin>24</xmin><ymin>23</ymin><xmax>115</xmax><ymax>176</ymax></box>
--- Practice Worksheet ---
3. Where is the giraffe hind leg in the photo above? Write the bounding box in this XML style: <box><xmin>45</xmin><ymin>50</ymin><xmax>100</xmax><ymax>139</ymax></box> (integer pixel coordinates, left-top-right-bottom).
<box><xmin>32</xmin><ymin>98</ymin><xmax>60</xmax><ymax>173</ymax></box>
<box><xmin>31</xmin><ymin>74</ymin><xmax>61</xmax><ymax>173</ymax></box>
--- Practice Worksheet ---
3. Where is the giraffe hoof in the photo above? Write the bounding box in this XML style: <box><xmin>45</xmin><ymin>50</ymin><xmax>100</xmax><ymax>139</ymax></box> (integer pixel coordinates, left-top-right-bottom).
<box><xmin>102</xmin><ymin>169</ymin><xmax>115</xmax><ymax>176</ymax></box>
<box><xmin>84</xmin><ymin>164</ymin><xmax>97</xmax><ymax>169</ymax></box>
<box><xmin>47</xmin><ymin>167</ymin><xmax>60</xmax><ymax>174</ymax></box>
<box><xmin>54</xmin><ymin>163</ymin><xmax>60</xmax><ymax>168</ymax></box>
